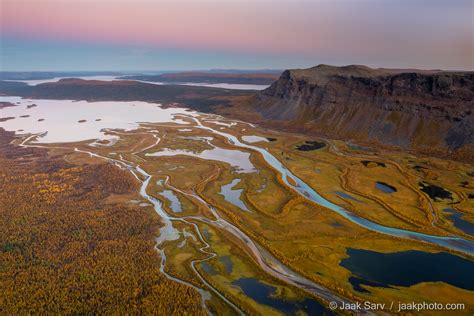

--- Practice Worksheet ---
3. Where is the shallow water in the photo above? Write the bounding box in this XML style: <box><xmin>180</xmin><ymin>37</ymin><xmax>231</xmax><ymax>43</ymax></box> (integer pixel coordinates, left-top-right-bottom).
<box><xmin>146</xmin><ymin>147</ymin><xmax>255</xmax><ymax>173</ymax></box>
<box><xmin>241</xmin><ymin>135</ymin><xmax>269</xmax><ymax>143</ymax></box>
<box><xmin>0</xmin><ymin>96</ymin><xmax>193</xmax><ymax>143</ymax></box>
<box><xmin>375</xmin><ymin>181</ymin><xmax>397</xmax><ymax>193</ymax></box>
<box><xmin>159</xmin><ymin>190</ymin><xmax>183</xmax><ymax>213</ymax></box>
<box><xmin>201</xmin><ymin>262</ymin><xmax>217</xmax><ymax>275</ymax></box>
<box><xmin>192</xmin><ymin>119</ymin><xmax>474</xmax><ymax>255</ymax></box>
<box><xmin>444</xmin><ymin>208</ymin><xmax>474</xmax><ymax>236</ymax></box>
<box><xmin>219</xmin><ymin>256</ymin><xmax>233</xmax><ymax>274</ymax></box>
<box><xmin>219</xmin><ymin>179</ymin><xmax>251</xmax><ymax>211</ymax></box>
<box><xmin>334</xmin><ymin>191</ymin><xmax>363</xmax><ymax>203</ymax></box>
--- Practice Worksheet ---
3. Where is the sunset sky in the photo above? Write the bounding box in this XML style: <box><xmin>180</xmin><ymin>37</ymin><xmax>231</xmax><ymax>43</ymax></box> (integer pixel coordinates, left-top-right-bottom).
<box><xmin>1</xmin><ymin>0</ymin><xmax>472</xmax><ymax>71</ymax></box>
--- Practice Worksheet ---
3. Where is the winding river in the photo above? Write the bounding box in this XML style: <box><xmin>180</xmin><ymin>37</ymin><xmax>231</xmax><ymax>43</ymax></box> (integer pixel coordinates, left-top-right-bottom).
<box><xmin>71</xmin><ymin>129</ymin><xmax>360</xmax><ymax>314</ymax></box>
<box><xmin>8</xmin><ymin>96</ymin><xmax>473</xmax><ymax>314</ymax></box>
<box><xmin>189</xmin><ymin>116</ymin><xmax>474</xmax><ymax>256</ymax></box>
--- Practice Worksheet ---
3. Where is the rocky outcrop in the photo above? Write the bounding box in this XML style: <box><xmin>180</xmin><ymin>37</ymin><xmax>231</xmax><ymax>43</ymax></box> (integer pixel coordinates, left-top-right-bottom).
<box><xmin>255</xmin><ymin>65</ymin><xmax>474</xmax><ymax>160</ymax></box>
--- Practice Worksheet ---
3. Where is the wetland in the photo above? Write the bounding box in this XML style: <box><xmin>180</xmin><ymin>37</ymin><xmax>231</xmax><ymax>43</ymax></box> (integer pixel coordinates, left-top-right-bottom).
<box><xmin>1</xmin><ymin>95</ymin><xmax>473</xmax><ymax>315</ymax></box>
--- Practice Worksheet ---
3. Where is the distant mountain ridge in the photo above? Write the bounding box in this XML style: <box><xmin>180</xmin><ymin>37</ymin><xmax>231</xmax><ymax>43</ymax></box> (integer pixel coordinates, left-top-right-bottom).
<box><xmin>253</xmin><ymin>64</ymin><xmax>473</xmax><ymax>160</ymax></box>
<box><xmin>0</xmin><ymin>79</ymin><xmax>252</xmax><ymax>112</ymax></box>
<box><xmin>119</xmin><ymin>72</ymin><xmax>280</xmax><ymax>85</ymax></box>
<box><xmin>1</xmin><ymin>65</ymin><xmax>473</xmax><ymax>161</ymax></box>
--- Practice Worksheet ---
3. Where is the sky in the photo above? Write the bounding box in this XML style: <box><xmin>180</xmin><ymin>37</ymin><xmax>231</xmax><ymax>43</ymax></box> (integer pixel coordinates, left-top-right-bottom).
<box><xmin>0</xmin><ymin>0</ymin><xmax>473</xmax><ymax>71</ymax></box>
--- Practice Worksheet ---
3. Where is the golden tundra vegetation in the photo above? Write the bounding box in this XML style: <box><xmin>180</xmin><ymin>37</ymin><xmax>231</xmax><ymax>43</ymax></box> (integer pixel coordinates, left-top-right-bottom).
<box><xmin>0</xmin><ymin>130</ymin><xmax>204</xmax><ymax>315</ymax></box>
<box><xmin>1</xmin><ymin>112</ymin><xmax>473</xmax><ymax>315</ymax></box>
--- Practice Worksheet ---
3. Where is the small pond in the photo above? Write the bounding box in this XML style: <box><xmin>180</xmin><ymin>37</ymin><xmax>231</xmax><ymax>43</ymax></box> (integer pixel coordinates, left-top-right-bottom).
<box><xmin>348</xmin><ymin>276</ymin><xmax>392</xmax><ymax>293</ymax></box>
<box><xmin>219</xmin><ymin>179</ymin><xmax>251</xmax><ymax>212</ymax></box>
<box><xmin>241</xmin><ymin>135</ymin><xmax>269</xmax><ymax>143</ymax></box>
<box><xmin>361</xmin><ymin>160</ymin><xmax>386</xmax><ymax>167</ymax></box>
<box><xmin>444</xmin><ymin>208</ymin><xmax>474</xmax><ymax>236</ymax></box>
<box><xmin>375</xmin><ymin>181</ymin><xmax>397</xmax><ymax>193</ymax></box>
<box><xmin>419</xmin><ymin>182</ymin><xmax>452</xmax><ymax>201</ymax></box>
<box><xmin>146</xmin><ymin>146</ymin><xmax>256</xmax><ymax>173</ymax></box>
<box><xmin>232</xmin><ymin>278</ymin><xmax>332</xmax><ymax>315</ymax></box>
<box><xmin>159</xmin><ymin>190</ymin><xmax>183</xmax><ymax>213</ymax></box>
<box><xmin>201</xmin><ymin>262</ymin><xmax>217</xmax><ymax>275</ymax></box>
<box><xmin>296</xmin><ymin>141</ymin><xmax>326</xmax><ymax>151</ymax></box>
<box><xmin>219</xmin><ymin>255</ymin><xmax>233</xmax><ymax>274</ymax></box>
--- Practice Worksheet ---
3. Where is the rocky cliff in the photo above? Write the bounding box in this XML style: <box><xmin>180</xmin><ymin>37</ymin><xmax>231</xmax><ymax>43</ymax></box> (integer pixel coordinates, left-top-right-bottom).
<box><xmin>254</xmin><ymin>65</ymin><xmax>474</xmax><ymax>160</ymax></box>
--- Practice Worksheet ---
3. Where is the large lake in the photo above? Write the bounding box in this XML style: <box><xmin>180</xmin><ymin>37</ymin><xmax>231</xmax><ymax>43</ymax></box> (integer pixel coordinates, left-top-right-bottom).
<box><xmin>4</xmin><ymin>76</ymin><xmax>269</xmax><ymax>90</ymax></box>
<box><xmin>340</xmin><ymin>248</ymin><xmax>474</xmax><ymax>292</ymax></box>
<box><xmin>0</xmin><ymin>96</ymin><xmax>194</xmax><ymax>143</ymax></box>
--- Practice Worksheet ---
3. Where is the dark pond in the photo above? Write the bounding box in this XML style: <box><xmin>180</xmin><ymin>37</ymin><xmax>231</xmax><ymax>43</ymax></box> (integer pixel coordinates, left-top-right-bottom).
<box><xmin>375</xmin><ymin>181</ymin><xmax>397</xmax><ymax>193</ymax></box>
<box><xmin>219</xmin><ymin>255</ymin><xmax>233</xmax><ymax>274</ymax></box>
<box><xmin>201</xmin><ymin>262</ymin><xmax>217</xmax><ymax>275</ymax></box>
<box><xmin>469</xmin><ymin>194</ymin><xmax>474</xmax><ymax>199</ymax></box>
<box><xmin>334</xmin><ymin>191</ymin><xmax>363</xmax><ymax>203</ymax></box>
<box><xmin>233</xmin><ymin>278</ymin><xmax>333</xmax><ymax>315</ymax></box>
<box><xmin>347</xmin><ymin>143</ymin><xmax>371</xmax><ymax>151</ymax></box>
<box><xmin>444</xmin><ymin>208</ymin><xmax>474</xmax><ymax>236</ymax></box>
<box><xmin>341</xmin><ymin>248</ymin><xmax>474</xmax><ymax>291</ymax></box>
<box><xmin>266</xmin><ymin>137</ymin><xmax>277</xmax><ymax>142</ymax></box>
<box><xmin>413</xmin><ymin>165</ymin><xmax>427</xmax><ymax>172</ymax></box>
<box><xmin>419</xmin><ymin>182</ymin><xmax>452</xmax><ymax>201</ymax></box>
<box><xmin>296</xmin><ymin>141</ymin><xmax>326</xmax><ymax>151</ymax></box>
<box><xmin>361</xmin><ymin>160</ymin><xmax>386</xmax><ymax>167</ymax></box>
<box><xmin>348</xmin><ymin>276</ymin><xmax>393</xmax><ymax>293</ymax></box>
<box><xmin>201</xmin><ymin>228</ymin><xmax>211</xmax><ymax>240</ymax></box>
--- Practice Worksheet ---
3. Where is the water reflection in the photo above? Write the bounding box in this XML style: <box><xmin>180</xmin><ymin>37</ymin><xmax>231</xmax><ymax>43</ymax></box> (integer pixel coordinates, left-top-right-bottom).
<box><xmin>233</xmin><ymin>278</ymin><xmax>333</xmax><ymax>315</ymax></box>
<box><xmin>444</xmin><ymin>208</ymin><xmax>474</xmax><ymax>236</ymax></box>
<box><xmin>341</xmin><ymin>248</ymin><xmax>474</xmax><ymax>291</ymax></box>
<box><xmin>147</xmin><ymin>148</ymin><xmax>255</xmax><ymax>173</ymax></box>
<box><xmin>219</xmin><ymin>179</ymin><xmax>251</xmax><ymax>211</ymax></box>
<box><xmin>0</xmin><ymin>96</ymin><xmax>192</xmax><ymax>143</ymax></box>
<box><xmin>159</xmin><ymin>190</ymin><xmax>183</xmax><ymax>213</ymax></box>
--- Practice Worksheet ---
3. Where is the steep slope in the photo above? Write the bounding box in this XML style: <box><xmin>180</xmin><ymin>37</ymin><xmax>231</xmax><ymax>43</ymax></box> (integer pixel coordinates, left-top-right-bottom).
<box><xmin>254</xmin><ymin>65</ymin><xmax>474</xmax><ymax>160</ymax></box>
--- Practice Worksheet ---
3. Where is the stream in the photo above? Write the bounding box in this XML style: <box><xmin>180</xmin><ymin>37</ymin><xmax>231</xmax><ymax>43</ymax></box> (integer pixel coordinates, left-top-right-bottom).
<box><xmin>14</xmin><ymin>107</ymin><xmax>473</xmax><ymax>315</ymax></box>
<box><xmin>189</xmin><ymin>116</ymin><xmax>474</xmax><ymax>256</ymax></box>
<box><xmin>70</xmin><ymin>128</ymin><xmax>361</xmax><ymax>314</ymax></box>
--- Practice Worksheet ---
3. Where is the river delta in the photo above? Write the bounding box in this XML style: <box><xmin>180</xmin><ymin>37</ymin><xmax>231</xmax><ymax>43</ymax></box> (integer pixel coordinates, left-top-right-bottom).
<box><xmin>1</xmin><ymin>96</ymin><xmax>473</xmax><ymax>315</ymax></box>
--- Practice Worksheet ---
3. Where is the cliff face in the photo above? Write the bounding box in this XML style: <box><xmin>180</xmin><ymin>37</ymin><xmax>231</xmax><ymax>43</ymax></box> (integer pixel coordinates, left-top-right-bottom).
<box><xmin>255</xmin><ymin>65</ymin><xmax>474</xmax><ymax>159</ymax></box>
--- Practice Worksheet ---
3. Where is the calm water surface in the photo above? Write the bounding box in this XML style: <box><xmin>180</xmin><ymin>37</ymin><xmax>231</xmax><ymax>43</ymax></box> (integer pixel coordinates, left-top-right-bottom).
<box><xmin>233</xmin><ymin>277</ymin><xmax>333</xmax><ymax>315</ymax></box>
<box><xmin>444</xmin><ymin>208</ymin><xmax>474</xmax><ymax>236</ymax></box>
<box><xmin>0</xmin><ymin>96</ymin><xmax>193</xmax><ymax>143</ymax></box>
<box><xmin>341</xmin><ymin>248</ymin><xmax>474</xmax><ymax>291</ymax></box>
<box><xmin>219</xmin><ymin>179</ymin><xmax>251</xmax><ymax>211</ymax></box>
